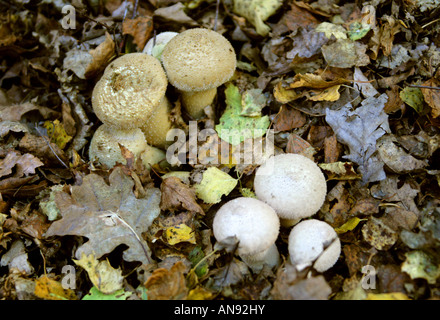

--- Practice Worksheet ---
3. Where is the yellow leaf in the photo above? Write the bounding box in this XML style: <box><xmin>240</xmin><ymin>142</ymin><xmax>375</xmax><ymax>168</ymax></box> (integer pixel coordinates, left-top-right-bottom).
<box><xmin>366</xmin><ymin>292</ymin><xmax>411</xmax><ymax>300</ymax></box>
<box><xmin>187</xmin><ymin>286</ymin><xmax>214</xmax><ymax>300</ymax></box>
<box><xmin>164</xmin><ymin>223</ymin><xmax>197</xmax><ymax>245</ymax></box>
<box><xmin>195</xmin><ymin>167</ymin><xmax>238</xmax><ymax>204</ymax></box>
<box><xmin>273</xmin><ymin>81</ymin><xmax>301</xmax><ymax>104</ymax></box>
<box><xmin>309</xmin><ymin>85</ymin><xmax>341</xmax><ymax>102</ymax></box>
<box><xmin>335</xmin><ymin>217</ymin><xmax>366</xmax><ymax>234</ymax></box>
<box><xmin>73</xmin><ymin>253</ymin><xmax>123</xmax><ymax>294</ymax></box>
<box><xmin>34</xmin><ymin>275</ymin><xmax>77</xmax><ymax>300</ymax></box>
<box><xmin>43</xmin><ymin>119</ymin><xmax>72</xmax><ymax>150</ymax></box>
<box><xmin>290</xmin><ymin>73</ymin><xmax>347</xmax><ymax>89</ymax></box>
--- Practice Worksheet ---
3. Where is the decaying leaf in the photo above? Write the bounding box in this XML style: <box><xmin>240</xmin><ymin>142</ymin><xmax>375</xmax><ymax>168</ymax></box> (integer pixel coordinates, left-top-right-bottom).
<box><xmin>0</xmin><ymin>150</ymin><xmax>43</xmax><ymax>178</ymax></box>
<box><xmin>45</xmin><ymin>167</ymin><xmax>161</xmax><ymax>265</ymax></box>
<box><xmin>122</xmin><ymin>16</ymin><xmax>153</xmax><ymax>50</ymax></box>
<box><xmin>34</xmin><ymin>275</ymin><xmax>77</xmax><ymax>300</ymax></box>
<box><xmin>402</xmin><ymin>250</ymin><xmax>440</xmax><ymax>284</ymax></box>
<box><xmin>361</xmin><ymin>217</ymin><xmax>398</xmax><ymax>250</ymax></box>
<box><xmin>321</xmin><ymin>39</ymin><xmax>370</xmax><ymax>68</ymax></box>
<box><xmin>82</xmin><ymin>286</ymin><xmax>131</xmax><ymax>300</ymax></box>
<box><xmin>216</xmin><ymin>84</ymin><xmax>270</xmax><ymax>146</ymax></box>
<box><xmin>74</xmin><ymin>253</ymin><xmax>123</xmax><ymax>294</ymax></box>
<box><xmin>144</xmin><ymin>261</ymin><xmax>188</xmax><ymax>300</ymax></box>
<box><xmin>420</xmin><ymin>78</ymin><xmax>440</xmax><ymax>118</ymax></box>
<box><xmin>400</xmin><ymin>87</ymin><xmax>425</xmax><ymax>114</ymax></box>
<box><xmin>160</xmin><ymin>177</ymin><xmax>204</xmax><ymax>215</ymax></box>
<box><xmin>232</xmin><ymin>0</ymin><xmax>283</xmax><ymax>36</ymax></box>
<box><xmin>325</xmin><ymin>94</ymin><xmax>390</xmax><ymax>184</ymax></box>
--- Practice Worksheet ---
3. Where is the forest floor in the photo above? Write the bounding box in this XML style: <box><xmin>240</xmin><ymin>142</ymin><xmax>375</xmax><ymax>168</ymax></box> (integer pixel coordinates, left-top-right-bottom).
<box><xmin>0</xmin><ymin>0</ymin><xmax>440</xmax><ymax>300</ymax></box>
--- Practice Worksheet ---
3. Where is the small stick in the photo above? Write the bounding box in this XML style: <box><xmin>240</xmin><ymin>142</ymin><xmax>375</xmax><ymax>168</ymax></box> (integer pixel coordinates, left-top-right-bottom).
<box><xmin>408</xmin><ymin>84</ymin><xmax>440</xmax><ymax>90</ymax></box>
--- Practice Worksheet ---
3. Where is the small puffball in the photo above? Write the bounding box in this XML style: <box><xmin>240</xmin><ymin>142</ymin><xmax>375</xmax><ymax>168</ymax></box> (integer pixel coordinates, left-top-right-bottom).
<box><xmin>288</xmin><ymin>219</ymin><xmax>341</xmax><ymax>272</ymax></box>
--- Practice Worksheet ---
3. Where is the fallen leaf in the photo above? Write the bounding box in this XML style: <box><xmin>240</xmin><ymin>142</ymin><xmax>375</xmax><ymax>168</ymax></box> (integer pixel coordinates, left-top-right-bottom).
<box><xmin>361</xmin><ymin>217</ymin><xmax>398</xmax><ymax>250</ymax></box>
<box><xmin>144</xmin><ymin>261</ymin><xmax>188</xmax><ymax>300</ymax></box>
<box><xmin>232</xmin><ymin>0</ymin><xmax>283</xmax><ymax>36</ymax></box>
<box><xmin>154</xmin><ymin>3</ymin><xmax>198</xmax><ymax>26</ymax></box>
<box><xmin>195</xmin><ymin>167</ymin><xmax>238</xmax><ymax>204</ymax></box>
<box><xmin>286</xmin><ymin>134</ymin><xmax>316</xmax><ymax>159</ymax></box>
<box><xmin>45</xmin><ymin>167</ymin><xmax>161</xmax><ymax>265</ymax></box>
<box><xmin>273</xmin><ymin>106</ymin><xmax>306</xmax><ymax>132</ymax></box>
<box><xmin>335</xmin><ymin>217</ymin><xmax>366</xmax><ymax>234</ymax></box>
<box><xmin>0</xmin><ymin>150</ymin><xmax>43</xmax><ymax>178</ymax></box>
<box><xmin>122</xmin><ymin>16</ymin><xmax>153</xmax><ymax>50</ymax></box>
<box><xmin>319</xmin><ymin>162</ymin><xmax>361</xmax><ymax>180</ymax></box>
<box><xmin>315</xmin><ymin>22</ymin><xmax>347</xmax><ymax>39</ymax></box>
<box><xmin>376</xmin><ymin>134</ymin><xmax>428</xmax><ymax>174</ymax></box>
<box><xmin>366</xmin><ymin>292</ymin><xmax>410</xmax><ymax>300</ymax></box>
<box><xmin>164</xmin><ymin>223</ymin><xmax>197</xmax><ymax>246</ymax></box>
<box><xmin>325</xmin><ymin>94</ymin><xmax>390</xmax><ymax>184</ymax></box>
<box><xmin>216</xmin><ymin>84</ymin><xmax>270</xmax><ymax>146</ymax></box>
<box><xmin>0</xmin><ymin>103</ymin><xmax>59</xmax><ymax>122</ymax></box>
<box><xmin>82</xmin><ymin>286</ymin><xmax>131</xmax><ymax>300</ymax></box>
<box><xmin>160</xmin><ymin>177</ymin><xmax>204</xmax><ymax>215</ymax></box>
<box><xmin>421</xmin><ymin>78</ymin><xmax>440</xmax><ymax>118</ymax></box>
<box><xmin>43</xmin><ymin>119</ymin><xmax>72</xmax><ymax>150</ymax></box>
<box><xmin>34</xmin><ymin>275</ymin><xmax>77</xmax><ymax>300</ymax></box>
<box><xmin>402</xmin><ymin>250</ymin><xmax>440</xmax><ymax>284</ymax></box>
<box><xmin>74</xmin><ymin>253</ymin><xmax>124</xmax><ymax>294</ymax></box>
<box><xmin>84</xmin><ymin>32</ymin><xmax>115</xmax><ymax>79</ymax></box>
<box><xmin>321</xmin><ymin>39</ymin><xmax>370</xmax><ymax>68</ymax></box>
<box><xmin>400</xmin><ymin>86</ymin><xmax>425</xmax><ymax>114</ymax></box>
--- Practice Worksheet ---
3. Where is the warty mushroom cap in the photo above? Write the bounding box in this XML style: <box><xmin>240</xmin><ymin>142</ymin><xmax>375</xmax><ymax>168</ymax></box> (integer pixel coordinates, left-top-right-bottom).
<box><xmin>254</xmin><ymin>153</ymin><xmax>327</xmax><ymax>221</ymax></box>
<box><xmin>89</xmin><ymin>124</ymin><xmax>148</xmax><ymax>168</ymax></box>
<box><xmin>288</xmin><ymin>219</ymin><xmax>341</xmax><ymax>272</ymax></box>
<box><xmin>161</xmin><ymin>28</ymin><xmax>236</xmax><ymax>92</ymax></box>
<box><xmin>213</xmin><ymin>197</ymin><xmax>280</xmax><ymax>256</ymax></box>
<box><xmin>92</xmin><ymin>53</ymin><xmax>168</xmax><ymax>129</ymax></box>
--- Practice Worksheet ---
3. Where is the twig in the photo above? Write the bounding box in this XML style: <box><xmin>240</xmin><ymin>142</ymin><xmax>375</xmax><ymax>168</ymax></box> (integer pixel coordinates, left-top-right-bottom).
<box><xmin>408</xmin><ymin>84</ymin><xmax>440</xmax><ymax>90</ymax></box>
<box><xmin>214</xmin><ymin>0</ymin><xmax>220</xmax><ymax>31</ymax></box>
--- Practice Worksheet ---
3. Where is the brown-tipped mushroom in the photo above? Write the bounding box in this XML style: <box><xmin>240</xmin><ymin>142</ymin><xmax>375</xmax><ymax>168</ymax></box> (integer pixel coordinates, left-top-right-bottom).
<box><xmin>92</xmin><ymin>53</ymin><xmax>168</xmax><ymax>129</ymax></box>
<box><xmin>161</xmin><ymin>28</ymin><xmax>236</xmax><ymax>119</ymax></box>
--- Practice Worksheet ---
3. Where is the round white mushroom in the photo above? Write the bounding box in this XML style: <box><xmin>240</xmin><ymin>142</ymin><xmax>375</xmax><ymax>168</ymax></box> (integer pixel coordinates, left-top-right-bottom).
<box><xmin>288</xmin><ymin>219</ymin><xmax>341</xmax><ymax>272</ymax></box>
<box><xmin>213</xmin><ymin>197</ymin><xmax>280</xmax><ymax>272</ymax></box>
<box><xmin>254</xmin><ymin>153</ymin><xmax>327</xmax><ymax>226</ymax></box>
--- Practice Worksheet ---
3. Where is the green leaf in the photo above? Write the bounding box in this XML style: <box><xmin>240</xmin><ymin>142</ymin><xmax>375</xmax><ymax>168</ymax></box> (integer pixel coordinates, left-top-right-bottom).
<box><xmin>401</xmin><ymin>250</ymin><xmax>440</xmax><ymax>284</ymax></box>
<box><xmin>400</xmin><ymin>87</ymin><xmax>425</xmax><ymax>114</ymax></box>
<box><xmin>216</xmin><ymin>84</ymin><xmax>270</xmax><ymax>146</ymax></box>
<box><xmin>347</xmin><ymin>22</ymin><xmax>371</xmax><ymax>40</ymax></box>
<box><xmin>82</xmin><ymin>286</ymin><xmax>131</xmax><ymax>300</ymax></box>
<box><xmin>188</xmin><ymin>246</ymin><xmax>209</xmax><ymax>277</ymax></box>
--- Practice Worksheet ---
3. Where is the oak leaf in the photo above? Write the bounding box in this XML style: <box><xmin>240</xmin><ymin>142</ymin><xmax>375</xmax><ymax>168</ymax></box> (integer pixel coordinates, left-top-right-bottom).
<box><xmin>45</xmin><ymin>167</ymin><xmax>161</xmax><ymax>265</ymax></box>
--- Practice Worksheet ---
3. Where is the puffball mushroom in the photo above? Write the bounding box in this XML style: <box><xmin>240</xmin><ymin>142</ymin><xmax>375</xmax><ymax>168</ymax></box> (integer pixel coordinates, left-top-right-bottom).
<box><xmin>143</xmin><ymin>31</ymin><xmax>178</xmax><ymax>61</ymax></box>
<box><xmin>161</xmin><ymin>28</ymin><xmax>237</xmax><ymax>119</ymax></box>
<box><xmin>288</xmin><ymin>219</ymin><xmax>341</xmax><ymax>272</ymax></box>
<box><xmin>91</xmin><ymin>53</ymin><xmax>168</xmax><ymax>129</ymax></box>
<box><xmin>140</xmin><ymin>96</ymin><xmax>173</xmax><ymax>149</ymax></box>
<box><xmin>89</xmin><ymin>124</ymin><xmax>148</xmax><ymax>168</ymax></box>
<box><xmin>254</xmin><ymin>153</ymin><xmax>327</xmax><ymax>226</ymax></box>
<box><xmin>213</xmin><ymin>197</ymin><xmax>280</xmax><ymax>272</ymax></box>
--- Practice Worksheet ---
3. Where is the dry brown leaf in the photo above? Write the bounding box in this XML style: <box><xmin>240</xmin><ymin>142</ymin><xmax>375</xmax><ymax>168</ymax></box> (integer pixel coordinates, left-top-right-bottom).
<box><xmin>0</xmin><ymin>150</ymin><xmax>43</xmax><ymax>178</ymax></box>
<box><xmin>273</xmin><ymin>106</ymin><xmax>306</xmax><ymax>132</ymax></box>
<box><xmin>123</xmin><ymin>16</ymin><xmax>153</xmax><ymax>50</ymax></box>
<box><xmin>0</xmin><ymin>103</ymin><xmax>59</xmax><ymax>122</ymax></box>
<box><xmin>18</xmin><ymin>133</ymin><xmax>68</xmax><ymax>167</ymax></box>
<box><xmin>160</xmin><ymin>177</ymin><xmax>204</xmax><ymax>215</ymax></box>
<box><xmin>286</xmin><ymin>134</ymin><xmax>315</xmax><ymax>160</ymax></box>
<box><xmin>421</xmin><ymin>78</ymin><xmax>440</xmax><ymax>118</ymax></box>
<box><xmin>144</xmin><ymin>261</ymin><xmax>188</xmax><ymax>300</ymax></box>
<box><xmin>34</xmin><ymin>275</ymin><xmax>77</xmax><ymax>300</ymax></box>
<box><xmin>323</xmin><ymin>135</ymin><xmax>339</xmax><ymax>163</ymax></box>
<box><xmin>84</xmin><ymin>32</ymin><xmax>115</xmax><ymax>79</ymax></box>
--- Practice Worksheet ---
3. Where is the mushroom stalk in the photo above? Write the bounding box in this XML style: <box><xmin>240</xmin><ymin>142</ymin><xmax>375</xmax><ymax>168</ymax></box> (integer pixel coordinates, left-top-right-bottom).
<box><xmin>240</xmin><ymin>243</ymin><xmax>281</xmax><ymax>272</ymax></box>
<box><xmin>141</xmin><ymin>96</ymin><xmax>173</xmax><ymax>149</ymax></box>
<box><xmin>180</xmin><ymin>88</ymin><xmax>217</xmax><ymax>119</ymax></box>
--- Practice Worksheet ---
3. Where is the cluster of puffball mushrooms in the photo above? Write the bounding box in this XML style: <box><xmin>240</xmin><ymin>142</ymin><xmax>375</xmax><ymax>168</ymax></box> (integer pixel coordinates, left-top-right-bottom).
<box><xmin>89</xmin><ymin>28</ymin><xmax>236</xmax><ymax>168</ymax></box>
<box><xmin>213</xmin><ymin>153</ymin><xmax>341</xmax><ymax>273</ymax></box>
<box><xmin>88</xmin><ymin>27</ymin><xmax>341</xmax><ymax>274</ymax></box>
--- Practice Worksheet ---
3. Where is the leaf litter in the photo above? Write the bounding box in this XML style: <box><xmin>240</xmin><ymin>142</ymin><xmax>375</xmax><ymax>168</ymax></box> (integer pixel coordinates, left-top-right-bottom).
<box><xmin>0</xmin><ymin>0</ymin><xmax>440</xmax><ymax>301</ymax></box>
